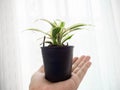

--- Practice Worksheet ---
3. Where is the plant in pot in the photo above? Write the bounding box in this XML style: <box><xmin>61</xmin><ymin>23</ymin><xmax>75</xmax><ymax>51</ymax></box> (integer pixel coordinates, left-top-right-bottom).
<box><xmin>28</xmin><ymin>19</ymin><xmax>89</xmax><ymax>82</ymax></box>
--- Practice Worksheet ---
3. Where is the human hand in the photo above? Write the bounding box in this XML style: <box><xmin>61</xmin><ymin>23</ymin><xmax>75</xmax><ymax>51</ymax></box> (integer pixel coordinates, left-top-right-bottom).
<box><xmin>29</xmin><ymin>55</ymin><xmax>91</xmax><ymax>90</ymax></box>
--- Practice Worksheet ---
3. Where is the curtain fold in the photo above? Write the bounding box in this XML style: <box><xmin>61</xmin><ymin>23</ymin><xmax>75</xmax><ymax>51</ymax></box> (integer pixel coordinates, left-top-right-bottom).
<box><xmin>0</xmin><ymin>0</ymin><xmax>120</xmax><ymax>90</ymax></box>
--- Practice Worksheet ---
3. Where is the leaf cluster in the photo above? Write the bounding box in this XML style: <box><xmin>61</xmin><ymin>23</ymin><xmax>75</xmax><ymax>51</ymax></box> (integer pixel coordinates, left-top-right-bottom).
<box><xmin>28</xmin><ymin>19</ymin><xmax>88</xmax><ymax>46</ymax></box>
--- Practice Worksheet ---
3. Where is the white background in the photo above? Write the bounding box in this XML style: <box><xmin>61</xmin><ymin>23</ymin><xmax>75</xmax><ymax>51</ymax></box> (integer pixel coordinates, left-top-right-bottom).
<box><xmin>0</xmin><ymin>0</ymin><xmax>120</xmax><ymax>90</ymax></box>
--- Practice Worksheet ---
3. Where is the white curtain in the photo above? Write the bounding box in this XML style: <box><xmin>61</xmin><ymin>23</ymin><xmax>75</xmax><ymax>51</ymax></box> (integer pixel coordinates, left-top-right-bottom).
<box><xmin>0</xmin><ymin>0</ymin><xmax>22</xmax><ymax>90</ymax></box>
<box><xmin>0</xmin><ymin>0</ymin><xmax>120</xmax><ymax>90</ymax></box>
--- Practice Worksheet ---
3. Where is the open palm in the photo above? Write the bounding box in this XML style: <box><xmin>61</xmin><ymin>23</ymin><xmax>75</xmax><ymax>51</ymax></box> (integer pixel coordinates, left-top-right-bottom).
<box><xmin>29</xmin><ymin>55</ymin><xmax>91</xmax><ymax>90</ymax></box>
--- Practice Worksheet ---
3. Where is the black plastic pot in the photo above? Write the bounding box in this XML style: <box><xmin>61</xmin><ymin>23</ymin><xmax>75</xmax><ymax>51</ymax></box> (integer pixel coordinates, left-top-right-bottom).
<box><xmin>41</xmin><ymin>46</ymin><xmax>73</xmax><ymax>82</ymax></box>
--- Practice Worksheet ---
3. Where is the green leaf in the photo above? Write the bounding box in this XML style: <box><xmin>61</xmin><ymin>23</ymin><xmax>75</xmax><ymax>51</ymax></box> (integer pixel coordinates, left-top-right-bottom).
<box><xmin>57</xmin><ymin>34</ymin><xmax>62</xmax><ymax>45</ymax></box>
<box><xmin>62</xmin><ymin>28</ymin><xmax>82</xmax><ymax>37</ymax></box>
<box><xmin>52</xmin><ymin>37</ymin><xmax>57</xmax><ymax>45</ymax></box>
<box><xmin>62</xmin><ymin>34</ymin><xmax>73</xmax><ymax>44</ymax></box>
<box><xmin>60</xmin><ymin>21</ymin><xmax>65</xmax><ymax>28</ymax></box>
<box><xmin>67</xmin><ymin>23</ymin><xmax>87</xmax><ymax>30</ymax></box>
<box><xmin>53</xmin><ymin>21</ymin><xmax>58</xmax><ymax>26</ymax></box>
<box><xmin>40</xmin><ymin>19</ymin><xmax>56</xmax><ymax>27</ymax></box>
<box><xmin>68</xmin><ymin>28</ymin><xmax>84</xmax><ymax>32</ymax></box>
<box><xmin>27</xmin><ymin>28</ymin><xmax>50</xmax><ymax>36</ymax></box>
<box><xmin>52</xmin><ymin>27</ymin><xmax>61</xmax><ymax>38</ymax></box>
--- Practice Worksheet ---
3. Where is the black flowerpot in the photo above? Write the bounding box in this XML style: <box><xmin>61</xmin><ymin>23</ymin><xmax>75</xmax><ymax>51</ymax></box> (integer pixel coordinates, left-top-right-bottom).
<box><xmin>41</xmin><ymin>46</ymin><xmax>73</xmax><ymax>82</ymax></box>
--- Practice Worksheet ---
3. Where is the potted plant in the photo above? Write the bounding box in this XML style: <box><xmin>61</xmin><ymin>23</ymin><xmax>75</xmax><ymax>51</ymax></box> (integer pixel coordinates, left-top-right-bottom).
<box><xmin>28</xmin><ymin>19</ymin><xmax>88</xmax><ymax>82</ymax></box>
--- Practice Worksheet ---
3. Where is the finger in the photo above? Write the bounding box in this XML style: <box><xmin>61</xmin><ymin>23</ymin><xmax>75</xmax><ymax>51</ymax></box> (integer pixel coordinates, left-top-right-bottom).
<box><xmin>73</xmin><ymin>56</ymin><xmax>90</xmax><ymax>73</ymax></box>
<box><xmin>72</xmin><ymin>57</ymin><xmax>78</xmax><ymax>64</ymax></box>
<box><xmin>39</xmin><ymin>65</ymin><xmax>45</xmax><ymax>73</ymax></box>
<box><xmin>77</xmin><ymin>61</ymin><xmax>91</xmax><ymax>79</ymax></box>
<box><xmin>72</xmin><ymin>55</ymin><xmax>86</xmax><ymax>71</ymax></box>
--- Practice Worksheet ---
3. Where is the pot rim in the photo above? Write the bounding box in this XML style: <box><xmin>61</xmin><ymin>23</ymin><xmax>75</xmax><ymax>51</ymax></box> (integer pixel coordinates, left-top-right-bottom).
<box><xmin>41</xmin><ymin>46</ymin><xmax>74</xmax><ymax>49</ymax></box>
